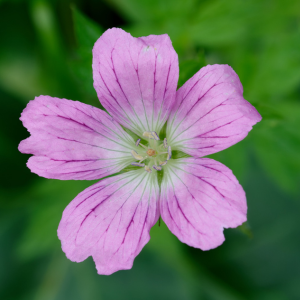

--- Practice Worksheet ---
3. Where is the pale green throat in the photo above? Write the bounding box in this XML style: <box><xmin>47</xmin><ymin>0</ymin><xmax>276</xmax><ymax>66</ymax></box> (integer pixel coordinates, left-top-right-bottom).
<box><xmin>130</xmin><ymin>131</ymin><xmax>172</xmax><ymax>173</ymax></box>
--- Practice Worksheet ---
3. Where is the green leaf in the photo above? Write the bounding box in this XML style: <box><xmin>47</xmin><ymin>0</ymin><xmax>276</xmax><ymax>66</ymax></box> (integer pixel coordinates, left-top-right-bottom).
<box><xmin>172</xmin><ymin>150</ymin><xmax>192</xmax><ymax>160</ymax></box>
<box><xmin>107</xmin><ymin>0</ymin><xmax>195</xmax><ymax>23</ymax></box>
<box><xmin>253</xmin><ymin>102</ymin><xmax>300</xmax><ymax>194</ymax></box>
<box><xmin>71</xmin><ymin>7</ymin><xmax>104</xmax><ymax>106</ymax></box>
<box><xmin>177</xmin><ymin>50</ymin><xmax>206</xmax><ymax>88</ymax></box>
<box><xmin>207</xmin><ymin>139</ymin><xmax>249</xmax><ymax>185</ymax></box>
<box><xmin>121</xmin><ymin>125</ymin><xmax>141</xmax><ymax>142</ymax></box>
<box><xmin>236</xmin><ymin>222</ymin><xmax>253</xmax><ymax>239</ymax></box>
<box><xmin>30</xmin><ymin>0</ymin><xmax>80</xmax><ymax>100</ymax></box>
<box><xmin>16</xmin><ymin>179</ymin><xmax>97</xmax><ymax>260</ymax></box>
<box><xmin>149</xmin><ymin>221</ymin><xmax>247</xmax><ymax>300</ymax></box>
<box><xmin>248</xmin><ymin>33</ymin><xmax>300</xmax><ymax>102</ymax></box>
<box><xmin>72</xmin><ymin>6</ymin><xmax>103</xmax><ymax>50</ymax></box>
<box><xmin>190</xmin><ymin>0</ymin><xmax>249</xmax><ymax>46</ymax></box>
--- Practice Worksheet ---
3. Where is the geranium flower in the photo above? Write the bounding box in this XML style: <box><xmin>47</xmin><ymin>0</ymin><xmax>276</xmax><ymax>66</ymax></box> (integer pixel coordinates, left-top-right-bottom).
<box><xmin>19</xmin><ymin>28</ymin><xmax>261</xmax><ymax>275</ymax></box>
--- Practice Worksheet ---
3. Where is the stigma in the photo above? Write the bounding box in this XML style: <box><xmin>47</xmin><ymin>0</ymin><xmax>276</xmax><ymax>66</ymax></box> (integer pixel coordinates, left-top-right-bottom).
<box><xmin>130</xmin><ymin>131</ymin><xmax>172</xmax><ymax>173</ymax></box>
<box><xmin>146</xmin><ymin>149</ymin><xmax>156</xmax><ymax>156</ymax></box>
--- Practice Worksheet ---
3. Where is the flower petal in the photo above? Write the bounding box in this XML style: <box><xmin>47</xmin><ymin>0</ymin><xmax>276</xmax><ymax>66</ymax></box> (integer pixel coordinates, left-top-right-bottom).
<box><xmin>93</xmin><ymin>28</ymin><xmax>179</xmax><ymax>136</ymax></box>
<box><xmin>58</xmin><ymin>170</ymin><xmax>159</xmax><ymax>275</ymax></box>
<box><xmin>160</xmin><ymin>158</ymin><xmax>247</xmax><ymax>250</ymax></box>
<box><xmin>167</xmin><ymin>65</ymin><xmax>262</xmax><ymax>156</ymax></box>
<box><xmin>19</xmin><ymin>96</ymin><xmax>135</xmax><ymax>180</ymax></box>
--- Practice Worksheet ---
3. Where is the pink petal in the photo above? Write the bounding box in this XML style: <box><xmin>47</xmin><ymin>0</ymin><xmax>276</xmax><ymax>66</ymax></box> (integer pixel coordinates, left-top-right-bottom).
<box><xmin>58</xmin><ymin>170</ymin><xmax>159</xmax><ymax>275</ymax></box>
<box><xmin>93</xmin><ymin>28</ymin><xmax>179</xmax><ymax>136</ymax></box>
<box><xmin>160</xmin><ymin>158</ymin><xmax>247</xmax><ymax>250</ymax></box>
<box><xmin>19</xmin><ymin>96</ymin><xmax>135</xmax><ymax>180</ymax></box>
<box><xmin>167</xmin><ymin>65</ymin><xmax>262</xmax><ymax>156</ymax></box>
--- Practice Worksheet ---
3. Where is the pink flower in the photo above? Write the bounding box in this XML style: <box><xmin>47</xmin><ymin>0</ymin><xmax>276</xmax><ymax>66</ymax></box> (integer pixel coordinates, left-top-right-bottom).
<box><xmin>19</xmin><ymin>28</ymin><xmax>261</xmax><ymax>275</ymax></box>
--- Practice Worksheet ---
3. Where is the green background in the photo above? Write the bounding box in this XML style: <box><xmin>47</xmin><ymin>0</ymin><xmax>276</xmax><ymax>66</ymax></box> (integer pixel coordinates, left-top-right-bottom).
<box><xmin>1</xmin><ymin>0</ymin><xmax>300</xmax><ymax>299</ymax></box>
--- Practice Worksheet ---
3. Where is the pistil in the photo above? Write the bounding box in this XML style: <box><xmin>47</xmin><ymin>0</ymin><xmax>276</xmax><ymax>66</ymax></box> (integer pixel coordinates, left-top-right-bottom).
<box><xmin>146</xmin><ymin>149</ymin><xmax>156</xmax><ymax>156</ymax></box>
<box><xmin>130</xmin><ymin>131</ymin><xmax>172</xmax><ymax>173</ymax></box>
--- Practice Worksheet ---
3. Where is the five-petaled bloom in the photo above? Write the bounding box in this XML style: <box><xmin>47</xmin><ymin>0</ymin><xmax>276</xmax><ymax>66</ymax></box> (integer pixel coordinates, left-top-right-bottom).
<box><xmin>19</xmin><ymin>28</ymin><xmax>261</xmax><ymax>275</ymax></box>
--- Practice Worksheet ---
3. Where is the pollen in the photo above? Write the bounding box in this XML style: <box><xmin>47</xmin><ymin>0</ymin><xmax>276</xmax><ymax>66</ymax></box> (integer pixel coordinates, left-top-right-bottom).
<box><xmin>146</xmin><ymin>149</ymin><xmax>156</xmax><ymax>156</ymax></box>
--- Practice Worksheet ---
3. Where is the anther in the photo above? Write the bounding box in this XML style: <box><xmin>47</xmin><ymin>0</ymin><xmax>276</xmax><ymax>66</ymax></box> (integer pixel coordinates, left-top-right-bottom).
<box><xmin>143</xmin><ymin>131</ymin><xmax>160</xmax><ymax>140</ymax></box>
<box><xmin>135</xmin><ymin>138</ymin><xmax>141</xmax><ymax>147</ymax></box>
<box><xmin>151</xmin><ymin>131</ymin><xmax>160</xmax><ymax>141</ymax></box>
<box><xmin>131</xmin><ymin>150</ymin><xmax>143</xmax><ymax>161</ymax></box>
<box><xmin>159</xmin><ymin>160</ymin><xmax>167</xmax><ymax>166</ymax></box>
<box><xmin>153</xmin><ymin>165</ymin><xmax>162</xmax><ymax>171</ymax></box>
<box><xmin>143</xmin><ymin>131</ymin><xmax>154</xmax><ymax>139</ymax></box>
<box><xmin>167</xmin><ymin>146</ymin><xmax>172</xmax><ymax>160</ymax></box>
<box><xmin>145</xmin><ymin>166</ymin><xmax>152</xmax><ymax>173</ymax></box>
<box><xmin>163</xmin><ymin>138</ymin><xmax>168</xmax><ymax>148</ymax></box>
<box><xmin>131</xmin><ymin>162</ymin><xmax>145</xmax><ymax>167</ymax></box>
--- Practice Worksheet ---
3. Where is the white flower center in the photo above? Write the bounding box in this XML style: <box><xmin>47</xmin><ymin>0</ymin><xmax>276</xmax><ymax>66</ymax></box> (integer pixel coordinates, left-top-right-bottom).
<box><xmin>130</xmin><ymin>131</ymin><xmax>172</xmax><ymax>173</ymax></box>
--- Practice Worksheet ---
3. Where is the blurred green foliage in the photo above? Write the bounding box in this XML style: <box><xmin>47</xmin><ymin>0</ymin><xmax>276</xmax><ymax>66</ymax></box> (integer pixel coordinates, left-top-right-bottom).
<box><xmin>71</xmin><ymin>6</ymin><xmax>103</xmax><ymax>105</ymax></box>
<box><xmin>0</xmin><ymin>0</ymin><xmax>300</xmax><ymax>299</ymax></box>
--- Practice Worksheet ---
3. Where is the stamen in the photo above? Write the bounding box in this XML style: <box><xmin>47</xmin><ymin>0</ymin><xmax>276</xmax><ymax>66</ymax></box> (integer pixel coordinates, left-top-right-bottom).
<box><xmin>167</xmin><ymin>146</ymin><xmax>172</xmax><ymax>160</ymax></box>
<box><xmin>131</xmin><ymin>150</ymin><xmax>143</xmax><ymax>161</ymax></box>
<box><xmin>145</xmin><ymin>165</ymin><xmax>152</xmax><ymax>173</ymax></box>
<box><xmin>143</xmin><ymin>131</ymin><xmax>154</xmax><ymax>139</ymax></box>
<box><xmin>143</xmin><ymin>131</ymin><xmax>160</xmax><ymax>140</ymax></box>
<box><xmin>131</xmin><ymin>162</ymin><xmax>145</xmax><ymax>167</ymax></box>
<box><xmin>153</xmin><ymin>165</ymin><xmax>162</xmax><ymax>171</ymax></box>
<box><xmin>135</xmin><ymin>138</ymin><xmax>141</xmax><ymax>147</ymax></box>
<box><xmin>151</xmin><ymin>131</ymin><xmax>160</xmax><ymax>141</ymax></box>
<box><xmin>139</xmin><ymin>143</ymin><xmax>148</xmax><ymax>150</ymax></box>
<box><xmin>163</xmin><ymin>138</ymin><xmax>168</xmax><ymax>148</ymax></box>
<box><xmin>159</xmin><ymin>160</ymin><xmax>167</xmax><ymax>166</ymax></box>
<box><xmin>130</xmin><ymin>134</ymin><xmax>170</xmax><ymax>171</ymax></box>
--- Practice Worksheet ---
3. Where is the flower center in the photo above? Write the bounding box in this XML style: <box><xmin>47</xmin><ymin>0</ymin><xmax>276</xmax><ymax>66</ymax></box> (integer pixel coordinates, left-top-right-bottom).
<box><xmin>130</xmin><ymin>131</ymin><xmax>172</xmax><ymax>173</ymax></box>
<box><xmin>146</xmin><ymin>149</ymin><xmax>156</xmax><ymax>156</ymax></box>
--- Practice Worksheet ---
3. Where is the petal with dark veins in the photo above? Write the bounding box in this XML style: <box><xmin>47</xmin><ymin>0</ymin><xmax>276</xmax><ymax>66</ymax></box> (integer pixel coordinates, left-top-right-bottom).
<box><xmin>19</xmin><ymin>96</ymin><xmax>135</xmax><ymax>180</ymax></box>
<box><xmin>160</xmin><ymin>157</ymin><xmax>247</xmax><ymax>250</ymax></box>
<box><xmin>93</xmin><ymin>28</ymin><xmax>179</xmax><ymax>136</ymax></box>
<box><xmin>167</xmin><ymin>65</ymin><xmax>261</xmax><ymax>157</ymax></box>
<box><xmin>58</xmin><ymin>170</ymin><xmax>159</xmax><ymax>275</ymax></box>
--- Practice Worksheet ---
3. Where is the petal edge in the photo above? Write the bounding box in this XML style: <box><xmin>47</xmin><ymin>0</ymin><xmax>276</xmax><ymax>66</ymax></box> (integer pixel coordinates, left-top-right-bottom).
<box><xmin>167</xmin><ymin>65</ymin><xmax>261</xmax><ymax>157</ymax></box>
<box><xmin>160</xmin><ymin>157</ymin><xmax>247</xmax><ymax>250</ymax></box>
<box><xmin>93</xmin><ymin>28</ymin><xmax>179</xmax><ymax>136</ymax></box>
<box><xmin>19</xmin><ymin>96</ymin><xmax>135</xmax><ymax>180</ymax></box>
<box><xmin>58</xmin><ymin>170</ymin><xmax>159</xmax><ymax>275</ymax></box>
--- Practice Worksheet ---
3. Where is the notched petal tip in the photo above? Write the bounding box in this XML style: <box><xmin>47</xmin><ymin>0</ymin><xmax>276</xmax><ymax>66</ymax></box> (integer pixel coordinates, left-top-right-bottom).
<box><xmin>93</xmin><ymin>28</ymin><xmax>179</xmax><ymax>137</ymax></box>
<box><xmin>160</xmin><ymin>157</ymin><xmax>247</xmax><ymax>251</ymax></box>
<box><xmin>18</xmin><ymin>138</ymin><xmax>30</xmax><ymax>154</ymax></box>
<box><xmin>94</xmin><ymin>257</ymin><xmax>135</xmax><ymax>276</ymax></box>
<box><xmin>58</xmin><ymin>172</ymin><xmax>159</xmax><ymax>275</ymax></box>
